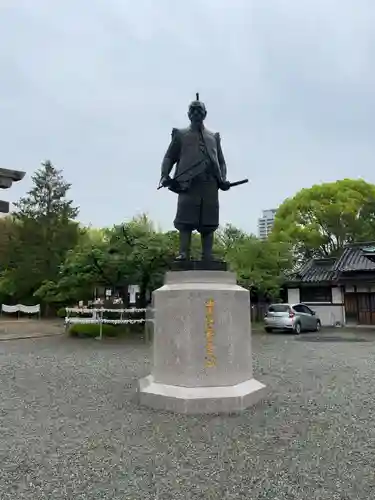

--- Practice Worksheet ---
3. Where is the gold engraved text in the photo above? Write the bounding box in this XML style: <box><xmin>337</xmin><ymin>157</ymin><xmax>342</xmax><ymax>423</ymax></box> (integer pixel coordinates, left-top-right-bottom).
<box><xmin>205</xmin><ymin>298</ymin><xmax>216</xmax><ymax>368</ymax></box>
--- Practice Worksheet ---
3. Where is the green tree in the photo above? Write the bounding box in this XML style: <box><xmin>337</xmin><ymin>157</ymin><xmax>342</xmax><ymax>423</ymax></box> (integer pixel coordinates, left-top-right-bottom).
<box><xmin>215</xmin><ymin>224</ymin><xmax>248</xmax><ymax>248</ymax></box>
<box><xmin>0</xmin><ymin>216</ymin><xmax>17</xmax><ymax>271</ymax></box>
<box><xmin>80</xmin><ymin>226</ymin><xmax>108</xmax><ymax>245</ymax></box>
<box><xmin>214</xmin><ymin>224</ymin><xmax>249</xmax><ymax>259</ymax></box>
<box><xmin>35</xmin><ymin>243</ymin><xmax>108</xmax><ymax>305</ymax></box>
<box><xmin>271</xmin><ymin>179</ymin><xmax>375</xmax><ymax>260</ymax></box>
<box><xmin>35</xmin><ymin>215</ymin><xmax>293</xmax><ymax>307</ymax></box>
<box><xmin>109</xmin><ymin>218</ymin><xmax>178</xmax><ymax>304</ymax></box>
<box><xmin>0</xmin><ymin>161</ymin><xmax>80</xmax><ymax>304</ymax></box>
<box><xmin>36</xmin><ymin>215</ymin><xmax>178</xmax><ymax>307</ymax></box>
<box><xmin>225</xmin><ymin>233</ymin><xmax>292</xmax><ymax>298</ymax></box>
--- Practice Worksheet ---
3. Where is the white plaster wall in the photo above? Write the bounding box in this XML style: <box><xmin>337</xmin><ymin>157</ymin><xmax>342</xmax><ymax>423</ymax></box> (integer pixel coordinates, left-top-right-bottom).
<box><xmin>287</xmin><ymin>288</ymin><xmax>300</xmax><ymax>304</ymax></box>
<box><xmin>287</xmin><ymin>287</ymin><xmax>345</xmax><ymax>326</ymax></box>
<box><xmin>305</xmin><ymin>304</ymin><xmax>344</xmax><ymax>327</ymax></box>
<box><xmin>331</xmin><ymin>286</ymin><xmax>343</xmax><ymax>304</ymax></box>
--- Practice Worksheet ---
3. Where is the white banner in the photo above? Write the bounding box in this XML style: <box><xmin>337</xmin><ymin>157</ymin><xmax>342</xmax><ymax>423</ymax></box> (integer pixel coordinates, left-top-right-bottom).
<box><xmin>19</xmin><ymin>304</ymin><xmax>40</xmax><ymax>314</ymax></box>
<box><xmin>1</xmin><ymin>304</ymin><xmax>19</xmax><ymax>313</ymax></box>
<box><xmin>2</xmin><ymin>304</ymin><xmax>40</xmax><ymax>314</ymax></box>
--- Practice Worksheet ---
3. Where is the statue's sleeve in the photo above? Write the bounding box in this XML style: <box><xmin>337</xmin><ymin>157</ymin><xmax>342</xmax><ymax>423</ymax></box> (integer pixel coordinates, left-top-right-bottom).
<box><xmin>161</xmin><ymin>128</ymin><xmax>181</xmax><ymax>178</ymax></box>
<box><xmin>215</xmin><ymin>132</ymin><xmax>227</xmax><ymax>181</ymax></box>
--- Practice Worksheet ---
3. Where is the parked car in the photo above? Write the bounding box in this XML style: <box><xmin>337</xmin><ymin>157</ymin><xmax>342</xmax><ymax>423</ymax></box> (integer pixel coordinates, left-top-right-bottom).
<box><xmin>264</xmin><ymin>303</ymin><xmax>321</xmax><ymax>334</ymax></box>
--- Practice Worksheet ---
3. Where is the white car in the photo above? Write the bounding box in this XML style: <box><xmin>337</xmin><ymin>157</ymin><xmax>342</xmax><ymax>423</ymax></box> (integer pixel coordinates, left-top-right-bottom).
<box><xmin>264</xmin><ymin>303</ymin><xmax>321</xmax><ymax>334</ymax></box>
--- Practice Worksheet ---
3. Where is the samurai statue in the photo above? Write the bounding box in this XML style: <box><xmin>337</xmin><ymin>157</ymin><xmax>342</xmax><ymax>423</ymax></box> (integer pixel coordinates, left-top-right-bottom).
<box><xmin>159</xmin><ymin>94</ymin><xmax>231</xmax><ymax>261</ymax></box>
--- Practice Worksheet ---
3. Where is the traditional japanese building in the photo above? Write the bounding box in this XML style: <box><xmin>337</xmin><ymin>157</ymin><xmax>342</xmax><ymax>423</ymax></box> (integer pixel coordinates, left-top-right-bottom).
<box><xmin>285</xmin><ymin>242</ymin><xmax>375</xmax><ymax>326</ymax></box>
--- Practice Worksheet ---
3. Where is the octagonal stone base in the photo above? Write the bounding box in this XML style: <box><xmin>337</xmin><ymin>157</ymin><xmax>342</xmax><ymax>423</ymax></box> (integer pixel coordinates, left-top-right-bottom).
<box><xmin>139</xmin><ymin>374</ymin><xmax>266</xmax><ymax>414</ymax></box>
<box><xmin>138</xmin><ymin>270</ymin><xmax>266</xmax><ymax>414</ymax></box>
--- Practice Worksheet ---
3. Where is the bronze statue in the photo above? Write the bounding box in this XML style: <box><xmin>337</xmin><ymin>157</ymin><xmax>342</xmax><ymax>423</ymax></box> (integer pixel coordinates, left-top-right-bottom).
<box><xmin>159</xmin><ymin>94</ymin><xmax>246</xmax><ymax>262</ymax></box>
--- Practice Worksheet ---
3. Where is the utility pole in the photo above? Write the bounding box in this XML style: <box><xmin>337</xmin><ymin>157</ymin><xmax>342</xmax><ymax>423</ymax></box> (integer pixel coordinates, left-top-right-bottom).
<box><xmin>0</xmin><ymin>168</ymin><xmax>26</xmax><ymax>213</ymax></box>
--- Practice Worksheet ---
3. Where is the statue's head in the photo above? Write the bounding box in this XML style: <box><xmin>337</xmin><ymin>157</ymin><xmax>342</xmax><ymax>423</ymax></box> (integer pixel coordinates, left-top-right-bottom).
<box><xmin>188</xmin><ymin>93</ymin><xmax>207</xmax><ymax>125</ymax></box>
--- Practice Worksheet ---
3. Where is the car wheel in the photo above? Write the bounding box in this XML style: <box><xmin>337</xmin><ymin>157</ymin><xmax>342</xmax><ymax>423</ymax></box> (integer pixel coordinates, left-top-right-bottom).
<box><xmin>265</xmin><ymin>327</ymin><xmax>273</xmax><ymax>333</ymax></box>
<box><xmin>315</xmin><ymin>320</ymin><xmax>321</xmax><ymax>332</ymax></box>
<box><xmin>294</xmin><ymin>322</ymin><xmax>301</xmax><ymax>335</ymax></box>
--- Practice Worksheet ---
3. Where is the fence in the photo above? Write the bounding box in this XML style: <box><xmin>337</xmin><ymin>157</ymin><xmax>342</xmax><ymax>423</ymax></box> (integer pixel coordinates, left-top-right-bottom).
<box><xmin>65</xmin><ymin>303</ymin><xmax>263</xmax><ymax>341</ymax></box>
<box><xmin>65</xmin><ymin>307</ymin><xmax>153</xmax><ymax>341</ymax></box>
<box><xmin>250</xmin><ymin>303</ymin><xmax>269</xmax><ymax>323</ymax></box>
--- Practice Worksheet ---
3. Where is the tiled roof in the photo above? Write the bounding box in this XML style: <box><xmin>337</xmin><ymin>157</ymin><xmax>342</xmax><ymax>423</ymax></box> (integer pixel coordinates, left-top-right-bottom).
<box><xmin>362</xmin><ymin>245</ymin><xmax>375</xmax><ymax>263</ymax></box>
<box><xmin>290</xmin><ymin>258</ymin><xmax>337</xmax><ymax>283</ymax></box>
<box><xmin>286</xmin><ymin>242</ymin><xmax>375</xmax><ymax>284</ymax></box>
<box><xmin>333</xmin><ymin>242</ymin><xmax>375</xmax><ymax>272</ymax></box>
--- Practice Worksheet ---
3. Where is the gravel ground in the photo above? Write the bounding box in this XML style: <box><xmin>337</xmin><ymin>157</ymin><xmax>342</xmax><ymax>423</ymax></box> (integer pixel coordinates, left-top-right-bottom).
<box><xmin>0</xmin><ymin>333</ymin><xmax>375</xmax><ymax>499</ymax></box>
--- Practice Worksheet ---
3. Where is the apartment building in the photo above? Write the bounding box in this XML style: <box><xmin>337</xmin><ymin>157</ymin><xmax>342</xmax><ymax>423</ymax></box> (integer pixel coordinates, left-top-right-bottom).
<box><xmin>258</xmin><ymin>208</ymin><xmax>277</xmax><ymax>239</ymax></box>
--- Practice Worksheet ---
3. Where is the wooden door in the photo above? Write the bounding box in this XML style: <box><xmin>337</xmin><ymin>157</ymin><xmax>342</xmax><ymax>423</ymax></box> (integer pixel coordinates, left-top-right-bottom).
<box><xmin>344</xmin><ymin>293</ymin><xmax>358</xmax><ymax>323</ymax></box>
<box><xmin>357</xmin><ymin>293</ymin><xmax>375</xmax><ymax>325</ymax></box>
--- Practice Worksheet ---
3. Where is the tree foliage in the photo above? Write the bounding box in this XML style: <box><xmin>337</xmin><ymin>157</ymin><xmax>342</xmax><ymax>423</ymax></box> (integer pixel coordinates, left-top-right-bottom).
<box><xmin>0</xmin><ymin>216</ymin><xmax>17</xmax><ymax>272</ymax></box>
<box><xmin>271</xmin><ymin>179</ymin><xmax>375</xmax><ymax>260</ymax></box>
<box><xmin>35</xmin><ymin>215</ymin><xmax>180</xmax><ymax>306</ymax></box>
<box><xmin>224</xmin><ymin>233</ymin><xmax>292</xmax><ymax>298</ymax></box>
<box><xmin>0</xmin><ymin>161</ymin><xmax>299</xmax><ymax>310</ymax></box>
<box><xmin>0</xmin><ymin>161</ymin><xmax>80</xmax><ymax>303</ymax></box>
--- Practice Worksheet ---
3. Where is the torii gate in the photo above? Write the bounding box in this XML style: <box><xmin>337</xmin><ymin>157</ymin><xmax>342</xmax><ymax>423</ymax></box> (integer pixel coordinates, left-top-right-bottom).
<box><xmin>0</xmin><ymin>168</ymin><xmax>26</xmax><ymax>213</ymax></box>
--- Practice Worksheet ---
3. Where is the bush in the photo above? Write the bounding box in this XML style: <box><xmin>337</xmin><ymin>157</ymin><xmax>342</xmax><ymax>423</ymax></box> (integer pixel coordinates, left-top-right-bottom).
<box><xmin>125</xmin><ymin>322</ymin><xmax>144</xmax><ymax>334</ymax></box>
<box><xmin>68</xmin><ymin>323</ymin><xmax>116</xmax><ymax>338</ymax></box>
<box><xmin>56</xmin><ymin>307</ymin><xmax>66</xmax><ymax>318</ymax></box>
<box><xmin>68</xmin><ymin>321</ymin><xmax>145</xmax><ymax>339</ymax></box>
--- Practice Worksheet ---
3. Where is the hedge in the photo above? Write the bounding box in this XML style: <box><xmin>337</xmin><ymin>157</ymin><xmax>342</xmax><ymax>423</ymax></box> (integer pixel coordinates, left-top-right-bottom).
<box><xmin>68</xmin><ymin>323</ymin><xmax>117</xmax><ymax>338</ymax></box>
<box><xmin>67</xmin><ymin>322</ymin><xmax>144</xmax><ymax>338</ymax></box>
<box><xmin>57</xmin><ymin>307</ymin><xmax>66</xmax><ymax>318</ymax></box>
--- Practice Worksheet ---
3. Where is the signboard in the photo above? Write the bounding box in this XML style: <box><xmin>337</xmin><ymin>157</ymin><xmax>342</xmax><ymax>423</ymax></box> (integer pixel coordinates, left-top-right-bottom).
<box><xmin>128</xmin><ymin>285</ymin><xmax>140</xmax><ymax>304</ymax></box>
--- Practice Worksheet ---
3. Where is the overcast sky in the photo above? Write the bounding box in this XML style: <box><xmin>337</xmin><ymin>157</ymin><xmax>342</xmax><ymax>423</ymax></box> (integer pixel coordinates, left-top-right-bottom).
<box><xmin>1</xmin><ymin>0</ymin><xmax>374</xmax><ymax>233</ymax></box>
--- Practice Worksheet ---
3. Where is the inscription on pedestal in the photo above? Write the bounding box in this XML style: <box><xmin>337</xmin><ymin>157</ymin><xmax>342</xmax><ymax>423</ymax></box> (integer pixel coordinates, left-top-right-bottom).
<box><xmin>205</xmin><ymin>298</ymin><xmax>216</xmax><ymax>368</ymax></box>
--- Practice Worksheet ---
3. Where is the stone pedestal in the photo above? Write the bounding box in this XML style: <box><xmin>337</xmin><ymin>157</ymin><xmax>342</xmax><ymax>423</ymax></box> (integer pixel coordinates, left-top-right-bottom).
<box><xmin>138</xmin><ymin>270</ymin><xmax>266</xmax><ymax>414</ymax></box>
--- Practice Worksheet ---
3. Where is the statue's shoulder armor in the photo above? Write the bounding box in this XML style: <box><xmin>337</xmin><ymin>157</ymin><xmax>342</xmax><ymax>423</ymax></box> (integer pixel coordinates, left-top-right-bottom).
<box><xmin>173</xmin><ymin>127</ymin><xmax>221</xmax><ymax>141</ymax></box>
<box><xmin>211</xmin><ymin>130</ymin><xmax>221</xmax><ymax>141</ymax></box>
<box><xmin>205</xmin><ymin>128</ymin><xmax>221</xmax><ymax>141</ymax></box>
<box><xmin>174</xmin><ymin>127</ymin><xmax>190</xmax><ymax>136</ymax></box>
<box><xmin>171</xmin><ymin>127</ymin><xmax>179</xmax><ymax>139</ymax></box>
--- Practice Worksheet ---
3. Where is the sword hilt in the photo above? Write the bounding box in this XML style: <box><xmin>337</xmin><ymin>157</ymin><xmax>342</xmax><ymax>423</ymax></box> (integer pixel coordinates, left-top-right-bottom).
<box><xmin>228</xmin><ymin>178</ymin><xmax>249</xmax><ymax>188</ymax></box>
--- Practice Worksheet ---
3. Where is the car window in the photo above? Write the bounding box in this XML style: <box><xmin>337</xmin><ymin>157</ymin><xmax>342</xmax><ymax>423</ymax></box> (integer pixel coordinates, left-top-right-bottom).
<box><xmin>301</xmin><ymin>305</ymin><xmax>313</xmax><ymax>315</ymax></box>
<box><xmin>292</xmin><ymin>304</ymin><xmax>304</xmax><ymax>313</ymax></box>
<box><xmin>293</xmin><ymin>304</ymin><xmax>314</xmax><ymax>314</ymax></box>
<box><xmin>268</xmin><ymin>304</ymin><xmax>290</xmax><ymax>313</ymax></box>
